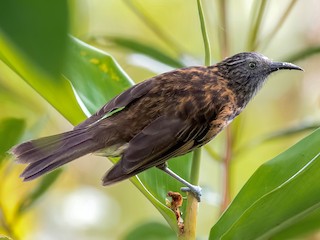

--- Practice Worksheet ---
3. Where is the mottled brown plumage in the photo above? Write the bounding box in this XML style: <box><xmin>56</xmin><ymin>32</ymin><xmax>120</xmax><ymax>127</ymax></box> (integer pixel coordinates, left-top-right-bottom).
<box><xmin>11</xmin><ymin>52</ymin><xmax>302</xmax><ymax>201</ymax></box>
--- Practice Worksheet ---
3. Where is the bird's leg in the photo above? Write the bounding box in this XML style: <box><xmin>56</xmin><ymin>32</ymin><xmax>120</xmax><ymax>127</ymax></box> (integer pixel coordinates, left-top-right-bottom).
<box><xmin>157</xmin><ymin>163</ymin><xmax>202</xmax><ymax>202</ymax></box>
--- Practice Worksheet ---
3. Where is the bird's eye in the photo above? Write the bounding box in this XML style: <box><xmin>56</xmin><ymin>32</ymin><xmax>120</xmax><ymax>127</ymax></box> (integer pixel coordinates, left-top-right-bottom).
<box><xmin>248</xmin><ymin>62</ymin><xmax>256</xmax><ymax>69</ymax></box>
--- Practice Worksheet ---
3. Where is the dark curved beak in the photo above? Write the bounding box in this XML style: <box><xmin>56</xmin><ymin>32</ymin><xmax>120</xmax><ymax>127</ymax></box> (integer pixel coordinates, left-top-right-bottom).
<box><xmin>270</xmin><ymin>62</ymin><xmax>304</xmax><ymax>72</ymax></box>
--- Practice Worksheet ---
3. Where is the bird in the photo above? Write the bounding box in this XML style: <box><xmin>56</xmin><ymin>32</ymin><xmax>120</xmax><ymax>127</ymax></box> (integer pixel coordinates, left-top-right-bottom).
<box><xmin>11</xmin><ymin>52</ymin><xmax>303</xmax><ymax>202</ymax></box>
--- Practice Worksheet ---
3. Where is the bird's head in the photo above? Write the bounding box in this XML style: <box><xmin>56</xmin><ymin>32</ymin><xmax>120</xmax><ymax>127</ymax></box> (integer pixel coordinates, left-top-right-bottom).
<box><xmin>216</xmin><ymin>52</ymin><xmax>303</xmax><ymax>104</ymax></box>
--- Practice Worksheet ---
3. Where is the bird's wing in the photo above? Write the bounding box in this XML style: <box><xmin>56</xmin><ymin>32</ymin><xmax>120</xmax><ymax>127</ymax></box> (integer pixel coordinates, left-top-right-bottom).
<box><xmin>103</xmin><ymin>115</ymin><xmax>209</xmax><ymax>184</ymax></box>
<box><xmin>75</xmin><ymin>80</ymin><xmax>154</xmax><ymax>129</ymax></box>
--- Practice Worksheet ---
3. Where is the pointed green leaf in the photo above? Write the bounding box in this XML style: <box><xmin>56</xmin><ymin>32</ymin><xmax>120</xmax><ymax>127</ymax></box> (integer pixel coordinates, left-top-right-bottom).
<box><xmin>210</xmin><ymin>128</ymin><xmax>320</xmax><ymax>239</ymax></box>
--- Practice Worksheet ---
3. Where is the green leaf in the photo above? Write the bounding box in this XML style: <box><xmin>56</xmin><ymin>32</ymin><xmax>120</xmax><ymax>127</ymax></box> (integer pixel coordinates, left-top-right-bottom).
<box><xmin>0</xmin><ymin>118</ymin><xmax>25</xmax><ymax>164</ymax></box>
<box><xmin>16</xmin><ymin>169</ymin><xmax>62</xmax><ymax>215</ymax></box>
<box><xmin>0</xmin><ymin>3</ymin><xmax>85</xmax><ymax>125</ymax></box>
<box><xmin>123</xmin><ymin>221</ymin><xmax>176</xmax><ymax>240</ymax></box>
<box><xmin>210</xmin><ymin>128</ymin><xmax>320</xmax><ymax>239</ymax></box>
<box><xmin>62</xmin><ymin>37</ymin><xmax>135</xmax><ymax>115</ymax></box>
<box><xmin>0</xmin><ymin>0</ymin><xmax>69</xmax><ymax>77</ymax></box>
<box><xmin>107</xmin><ymin>37</ymin><xmax>185</xmax><ymax>68</ymax></box>
<box><xmin>271</xmin><ymin>208</ymin><xmax>320</xmax><ymax>240</ymax></box>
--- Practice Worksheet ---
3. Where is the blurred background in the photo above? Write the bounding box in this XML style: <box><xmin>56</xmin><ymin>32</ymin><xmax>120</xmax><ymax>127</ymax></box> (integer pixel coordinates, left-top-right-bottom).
<box><xmin>0</xmin><ymin>0</ymin><xmax>319</xmax><ymax>239</ymax></box>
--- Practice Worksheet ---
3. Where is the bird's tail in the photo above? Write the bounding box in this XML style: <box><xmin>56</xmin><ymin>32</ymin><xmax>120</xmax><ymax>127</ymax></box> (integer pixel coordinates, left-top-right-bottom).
<box><xmin>11</xmin><ymin>128</ymin><xmax>104</xmax><ymax>181</ymax></box>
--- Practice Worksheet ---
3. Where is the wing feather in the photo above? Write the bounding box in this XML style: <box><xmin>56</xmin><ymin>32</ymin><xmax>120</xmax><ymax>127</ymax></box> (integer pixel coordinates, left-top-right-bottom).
<box><xmin>102</xmin><ymin>115</ymin><xmax>208</xmax><ymax>185</ymax></box>
<box><xmin>75</xmin><ymin>80</ymin><xmax>154</xmax><ymax>129</ymax></box>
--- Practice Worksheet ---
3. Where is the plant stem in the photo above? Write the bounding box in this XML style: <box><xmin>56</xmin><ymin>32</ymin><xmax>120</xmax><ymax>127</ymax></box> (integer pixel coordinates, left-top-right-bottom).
<box><xmin>179</xmin><ymin>150</ymin><xmax>201</xmax><ymax>240</ymax></box>
<box><xmin>217</xmin><ymin>0</ymin><xmax>228</xmax><ymax>59</ymax></box>
<box><xmin>247</xmin><ymin>0</ymin><xmax>268</xmax><ymax>51</ymax></box>
<box><xmin>179</xmin><ymin>1</ymin><xmax>211</xmax><ymax>239</ymax></box>
<box><xmin>197</xmin><ymin>0</ymin><xmax>211</xmax><ymax>66</ymax></box>
<box><xmin>190</xmin><ymin>149</ymin><xmax>202</xmax><ymax>184</ymax></box>
<box><xmin>179</xmin><ymin>194</ymin><xmax>199</xmax><ymax>240</ymax></box>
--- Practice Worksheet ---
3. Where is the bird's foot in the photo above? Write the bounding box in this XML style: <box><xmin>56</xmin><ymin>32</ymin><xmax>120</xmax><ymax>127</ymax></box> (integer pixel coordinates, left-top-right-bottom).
<box><xmin>181</xmin><ymin>185</ymin><xmax>202</xmax><ymax>202</ymax></box>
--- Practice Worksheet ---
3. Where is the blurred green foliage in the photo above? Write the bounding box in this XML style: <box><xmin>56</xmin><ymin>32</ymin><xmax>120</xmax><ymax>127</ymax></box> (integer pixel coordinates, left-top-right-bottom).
<box><xmin>0</xmin><ymin>0</ymin><xmax>69</xmax><ymax>78</ymax></box>
<box><xmin>16</xmin><ymin>169</ymin><xmax>63</xmax><ymax>216</ymax></box>
<box><xmin>0</xmin><ymin>118</ymin><xmax>24</xmax><ymax>163</ymax></box>
<box><xmin>0</xmin><ymin>0</ymin><xmax>320</xmax><ymax>239</ymax></box>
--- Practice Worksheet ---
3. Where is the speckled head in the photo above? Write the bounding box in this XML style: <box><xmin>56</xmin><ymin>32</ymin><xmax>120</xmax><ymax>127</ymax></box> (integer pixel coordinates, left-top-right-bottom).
<box><xmin>216</xmin><ymin>52</ymin><xmax>303</xmax><ymax>106</ymax></box>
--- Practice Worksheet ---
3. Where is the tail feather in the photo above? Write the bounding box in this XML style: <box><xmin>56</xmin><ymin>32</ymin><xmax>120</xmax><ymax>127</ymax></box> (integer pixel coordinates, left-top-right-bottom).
<box><xmin>13</xmin><ymin>130</ymin><xmax>89</xmax><ymax>164</ymax></box>
<box><xmin>20</xmin><ymin>139</ymin><xmax>98</xmax><ymax>181</ymax></box>
<box><xmin>22</xmin><ymin>158</ymin><xmax>72</xmax><ymax>181</ymax></box>
<box><xmin>11</xmin><ymin>129</ymin><xmax>103</xmax><ymax>181</ymax></box>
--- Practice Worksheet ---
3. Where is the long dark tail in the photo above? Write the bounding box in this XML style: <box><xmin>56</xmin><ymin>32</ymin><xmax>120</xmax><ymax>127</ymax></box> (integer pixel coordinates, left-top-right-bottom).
<box><xmin>11</xmin><ymin>128</ymin><xmax>103</xmax><ymax>181</ymax></box>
